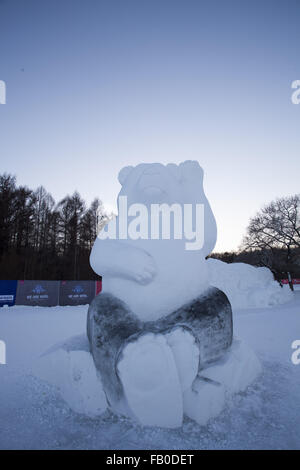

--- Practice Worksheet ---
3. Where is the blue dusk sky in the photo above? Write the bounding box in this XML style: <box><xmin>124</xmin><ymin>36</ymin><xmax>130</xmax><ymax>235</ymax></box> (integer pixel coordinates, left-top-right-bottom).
<box><xmin>0</xmin><ymin>0</ymin><xmax>299</xmax><ymax>251</ymax></box>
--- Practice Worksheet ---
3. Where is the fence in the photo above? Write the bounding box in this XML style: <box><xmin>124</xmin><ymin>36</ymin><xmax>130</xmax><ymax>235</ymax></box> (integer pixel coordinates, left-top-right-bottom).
<box><xmin>280</xmin><ymin>279</ymin><xmax>300</xmax><ymax>285</ymax></box>
<box><xmin>0</xmin><ymin>279</ymin><xmax>102</xmax><ymax>307</ymax></box>
<box><xmin>280</xmin><ymin>278</ymin><xmax>300</xmax><ymax>291</ymax></box>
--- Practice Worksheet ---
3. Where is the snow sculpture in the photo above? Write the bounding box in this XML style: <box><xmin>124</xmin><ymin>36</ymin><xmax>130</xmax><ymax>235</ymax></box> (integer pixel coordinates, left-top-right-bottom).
<box><xmin>33</xmin><ymin>161</ymin><xmax>261</xmax><ymax>428</ymax></box>
<box><xmin>87</xmin><ymin>160</ymin><xmax>259</xmax><ymax>428</ymax></box>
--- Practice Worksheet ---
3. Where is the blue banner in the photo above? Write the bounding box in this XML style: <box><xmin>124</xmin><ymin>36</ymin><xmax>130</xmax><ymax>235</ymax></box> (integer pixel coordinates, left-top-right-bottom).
<box><xmin>0</xmin><ymin>280</ymin><xmax>18</xmax><ymax>307</ymax></box>
<box><xmin>15</xmin><ymin>280</ymin><xmax>60</xmax><ymax>306</ymax></box>
<box><xmin>59</xmin><ymin>280</ymin><xmax>96</xmax><ymax>306</ymax></box>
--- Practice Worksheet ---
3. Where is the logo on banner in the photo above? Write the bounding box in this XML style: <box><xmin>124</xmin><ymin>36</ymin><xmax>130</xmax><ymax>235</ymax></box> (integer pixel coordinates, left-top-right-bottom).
<box><xmin>68</xmin><ymin>284</ymin><xmax>87</xmax><ymax>299</ymax></box>
<box><xmin>32</xmin><ymin>284</ymin><xmax>46</xmax><ymax>294</ymax></box>
<box><xmin>72</xmin><ymin>285</ymin><xmax>84</xmax><ymax>294</ymax></box>
<box><xmin>27</xmin><ymin>284</ymin><xmax>48</xmax><ymax>300</ymax></box>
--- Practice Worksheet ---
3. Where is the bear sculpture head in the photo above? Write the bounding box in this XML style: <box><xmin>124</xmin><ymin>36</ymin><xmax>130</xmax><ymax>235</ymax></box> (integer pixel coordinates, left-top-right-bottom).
<box><xmin>116</xmin><ymin>160</ymin><xmax>217</xmax><ymax>256</ymax></box>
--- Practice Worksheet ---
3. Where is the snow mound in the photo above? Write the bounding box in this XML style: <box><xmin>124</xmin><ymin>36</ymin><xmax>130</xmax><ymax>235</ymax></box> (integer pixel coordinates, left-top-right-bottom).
<box><xmin>33</xmin><ymin>345</ymin><xmax>107</xmax><ymax>417</ymax></box>
<box><xmin>207</xmin><ymin>258</ymin><xmax>293</xmax><ymax>309</ymax></box>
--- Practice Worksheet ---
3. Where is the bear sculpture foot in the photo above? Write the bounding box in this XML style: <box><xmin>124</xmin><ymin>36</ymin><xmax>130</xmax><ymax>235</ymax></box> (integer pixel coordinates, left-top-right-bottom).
<box><xmin>117</xmin><ymin>327</ymin><xmax>200</xmax><ymax>427</ymax></box>
<box><xmin>117</xmin><ymin>333</ymin><xmax>183</xmax><ymax>427</ymax></box>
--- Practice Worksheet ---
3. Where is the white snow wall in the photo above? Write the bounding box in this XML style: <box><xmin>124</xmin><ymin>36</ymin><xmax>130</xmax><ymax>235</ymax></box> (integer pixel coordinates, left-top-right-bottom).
<box><xmin>206</xmin><ymin>259</ymin><xmax>293</xmax><ymax>310</ymax></box>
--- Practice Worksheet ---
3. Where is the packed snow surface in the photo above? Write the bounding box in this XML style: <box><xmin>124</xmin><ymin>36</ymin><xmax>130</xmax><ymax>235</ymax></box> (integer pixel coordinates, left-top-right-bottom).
<box><xmin>0</xmin><ymin>293</ymin><xmax>300</xmax><ymax>449</ymax></box>
<box><xmin>207</xmin><ymin>258</ymin><xmax>293</xmax><ymax>309</ymax></box>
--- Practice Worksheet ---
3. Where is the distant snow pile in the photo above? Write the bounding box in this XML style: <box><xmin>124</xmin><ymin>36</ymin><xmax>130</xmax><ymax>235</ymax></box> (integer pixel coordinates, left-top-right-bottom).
<box><xmin>207</xmin><ymin>258</ymin><xmax>293</xmax><ymax>310</ymax></box>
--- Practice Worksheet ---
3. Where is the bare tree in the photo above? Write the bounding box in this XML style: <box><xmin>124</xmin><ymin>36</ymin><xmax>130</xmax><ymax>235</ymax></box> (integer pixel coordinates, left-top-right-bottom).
<box><xmin>32</xmin><ymin>186</ymin><xmax>55</xmax><ymax>251</ymax></box>
<box><xmin>0</xmin><ymin>174</ymin><xmax>16</xmax><ymax>259</ymax></box>
<box><xmin>241</xmin><ymin>194</ymin><xmax>300</xmax><ymax>272</ymax></box>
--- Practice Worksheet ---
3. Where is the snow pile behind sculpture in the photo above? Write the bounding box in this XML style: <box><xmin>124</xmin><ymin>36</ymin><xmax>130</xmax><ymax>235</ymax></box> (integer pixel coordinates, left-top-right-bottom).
<box><xmin>207</xmin><ymin>258</ymin><xmax>293</xmax><ymax>310</ymax></box>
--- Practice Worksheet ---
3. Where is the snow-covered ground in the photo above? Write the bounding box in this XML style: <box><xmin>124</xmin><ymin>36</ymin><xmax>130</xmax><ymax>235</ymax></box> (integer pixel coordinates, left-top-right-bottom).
<box><xmin>0</xmin><ymin>293</ymin><xmax>299</xmax><ymax>450</ymax></box>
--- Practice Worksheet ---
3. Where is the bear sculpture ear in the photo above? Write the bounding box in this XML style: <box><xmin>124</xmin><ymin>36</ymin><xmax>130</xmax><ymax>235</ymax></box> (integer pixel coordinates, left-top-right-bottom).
<box><xmin>179</xmin><ymin>160</ymin><xmax>203</xmax><ymax>181</ymax></box>
<box><xmin>118</xmin><ymin>166</ymin><xmax>134</xmax><ymax>186</ymax></box>
<box><xmin>166</xmin><ymin>163</ymin><xmax>181</xmax><ymax>181</ymax></box>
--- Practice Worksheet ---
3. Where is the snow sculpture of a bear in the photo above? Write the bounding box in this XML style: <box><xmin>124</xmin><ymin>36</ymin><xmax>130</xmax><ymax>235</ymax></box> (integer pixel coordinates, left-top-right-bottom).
<box><xmin>87</xmin><ymin>161</ymin><xmax>235</xmax><ymax>427</ymax></box>
<box><xmin>32</xmin><ymin>161</ymin><xmax>261</xmax><ymax>427</ymax></box>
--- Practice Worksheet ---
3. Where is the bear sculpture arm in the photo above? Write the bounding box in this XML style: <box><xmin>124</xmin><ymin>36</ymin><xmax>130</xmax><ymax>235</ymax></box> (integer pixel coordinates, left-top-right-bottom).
<box><xmin>90</xmin><ymin>238</ymin><xmax>157</xmax><ymax>285</ymax></box>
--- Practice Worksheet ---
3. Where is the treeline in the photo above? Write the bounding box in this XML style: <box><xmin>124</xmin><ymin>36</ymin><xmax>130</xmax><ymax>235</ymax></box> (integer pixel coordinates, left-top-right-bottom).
<box><xmin>0</xmin><ymin>173</ymin><xmax>109</xmax><ymax>280</ymax></box>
